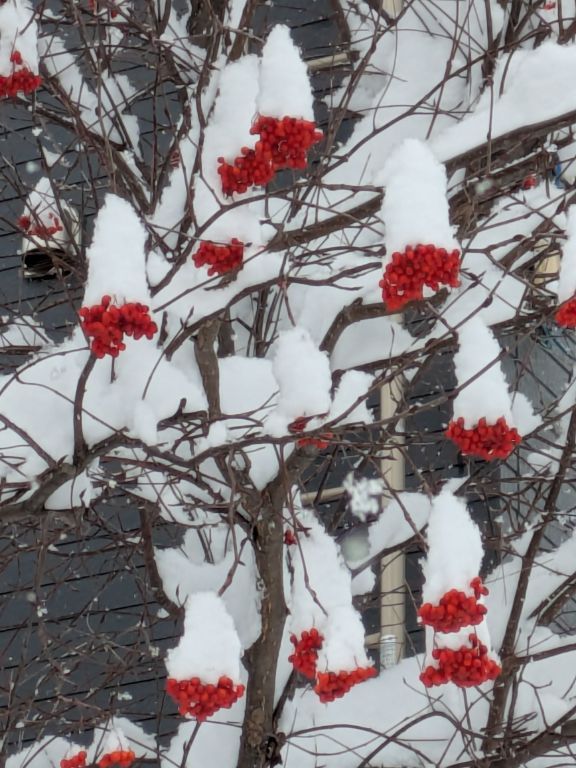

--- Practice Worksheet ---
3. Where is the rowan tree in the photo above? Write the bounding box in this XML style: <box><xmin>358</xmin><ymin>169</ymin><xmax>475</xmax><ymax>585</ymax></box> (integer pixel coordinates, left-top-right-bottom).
<box><xmin>2</xmin><ymin>2</ymin><xmax>576</xmax><ymax>768</ymax></box>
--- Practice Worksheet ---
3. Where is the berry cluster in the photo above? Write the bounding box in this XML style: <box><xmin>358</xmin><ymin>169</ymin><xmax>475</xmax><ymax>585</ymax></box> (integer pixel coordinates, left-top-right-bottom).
<box><xmin>60</xmin><ymin>752</ymin><xmax>87</xmax><ymax>768</ymax></box>
<box><xmin>166</xmin><ymin>675</ymin><xmax>245</xmax><ymax>721</ymax></box>
<box><xmin>18</xmin><ymin>213</ymin><xmax>63</xmax><ymax>238</ymax></box>
<box><xmin>419</xmin><ymin>578</ymin><xmax>489</xmax><ymax>633</ymax></box>
<box><xmin>250</xmin><ymin>116</ymin><xmax>323</xmax><ymax>171</ymax></box>
<box><xmin>288</xmin><ymin>416</ymin><xmax>333</xmax><ymax>450</ymax></box>
<box><xmin>218</xmin><ymin>149</ymin><xmax>275</xmax><ymax>196</ymax></box>
<box><xmin>555</xmin><ymin>298</ymin><xmax>576</xmax><ymax>328</ymax></box>
<box><xmin>379</xmin><ymin>244</ymin><xmax>461</xmax><ymax>311</ymax></box>
<box><xmin>284</xmin><ymin>529</ymin><xmax>297</xmax><ymax>546</ymax></box>
<box><xmin>217</xmin><ymin>115</ymin><xmax>322</xmax><ymax>196</ymax></box>
<box><xmin>97</xmin><ymin>751</ymin><xmax>135</xmax><ymax>768</ymax></box>
<box><xmin>314</xmin><ymin>666</ymin><xmax>377</xmax><ymax>703</ymax></box>
<box><xmin>192</xmin><ymin>238</ymin><xmax>244</xmax><ymax>276</ymax></box>
<box><xmin>522</xmin><ymin>175</ymin><xmax>538</xmax><ymax>190</ymax></box>
<box><xmin>88</xmin><ymin>0</ymin><xmax>119</xmax><ymax>17</ymax></box>
<box><xmin>289</xmin><ymin>629</ymin><xmax>324</xmax><ymax>679</ymax></box>
<box><xmin>446</xmin><ymin>416</ymin><xmax>521</xmax><ymax>461</ymax></box>
<box><xmin>420</xmin><ymin>634</ymin><xmax>501</xmax><ymax>688</ymax></box>
<box><xmin>79</xmin><ymin>295</ymin><xmax>158</xmax><ymax>358</ymax></box>
<box><xmin>0</xmin><ymin>51</ymin><xmax>42</xmax><ymax>98</ymax></box>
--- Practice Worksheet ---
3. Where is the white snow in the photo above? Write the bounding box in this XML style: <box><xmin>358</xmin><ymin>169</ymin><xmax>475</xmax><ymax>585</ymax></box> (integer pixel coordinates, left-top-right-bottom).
<box><xmin>0</xmin><ymin>0</ymin><xmax>39</xmax><ymax>75</ymax></box>
<box><xmin>165</xmin><ymin>591</ymin><xmax>242</xmax><ymax>683</ymax></box>
<box><xmin>267</xmin><ymin>327</ymin><xmax>332</xmax><ymax>429</ymax></box>
<box><xmin>378</xmin><ymin>139</ymin><xmax>458</xmax><ymax>257</ymax></box>
<box><xmin>84</xmin><ymin>195</ymin><xmax>150</xmax><ymax>304</ymax></box>
<box><xmin>422</xmin><ymin>491</ymin><xmax>483</xmax><ymax>604</ymax></box>
<box><xmin>258</xmin><ymin>25</ymin><xmax>314</xmax><ymax>120</ymax></box>
<box><xmin>452</xmin><ymin>317</ymin><xmax>514</xmax><ymax>427</ymax></box>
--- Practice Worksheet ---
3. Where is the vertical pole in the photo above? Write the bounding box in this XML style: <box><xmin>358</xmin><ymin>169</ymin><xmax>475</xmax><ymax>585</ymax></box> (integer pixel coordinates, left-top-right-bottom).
<box><xmin>379</xmin><ymin>375</ymin><xmax>405</xmax><ymax>665</ymax></box>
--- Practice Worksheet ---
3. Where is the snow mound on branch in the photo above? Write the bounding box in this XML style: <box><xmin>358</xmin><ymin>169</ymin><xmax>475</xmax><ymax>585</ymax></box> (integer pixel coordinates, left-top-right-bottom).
<box><xmin>317</xmin><ymin>605</ymin><xmax>371</xmax><ymax>672</ymax></box>
<box><xmin>366</xmin><ymin>492</ymin><xmax>432</xmax><ymax>557</ymax></box>
<box><xmin>6</xmin><ymin>737</ymin><xmax>71</xmax><ymax>768</ymax></box>
<box><xmin>557</xmin><ymin>205</ymin><xmax>576</xmax><ymax>303</ymax></box>
<box><xmin>422</xmin><ymin>491</ymin><xmax>483</xmax><ymax>604</ymax></box>
<box><xmin>0</xmin><ymin>0</ymin><xmax>39</xmax><ymax>75</ymax></box>
<box><xmin>155</xmin><ymin>526</ymin><xmax>261</xmax><ymax>649</ymax></box>
<box><xmin>433</xmin><ymin>42</ymin><xmax>576</xmax><ymax>162</ymax></box>
<box><xmin>202</xmin><ymin>55</ymin><xmax>260</xmax><ymax>178</ymax></box>
<box><xmin>328</xmin><ymin>370</ymin><xmax>374</xmax><ymax>426</ymax></box>
<box><xmin>378</xmin><ymin>139</ymin><xmax>458</xmax><ymax>257</ymax></box>
<box><xmin>84</xmin><ymin>195</ymin><xmax>150</xmax><ymax>304</ymax></box>
<box><xmin>452</xmin><ymin>317</ymin><xmax>514</xmax><ymax>427</ymax></box>
<box><xmin>166</xmin><ymin>592</ymin><xmax>242</xmax><ymax>683</ymax></box>
<box><xmin>258</xmin><ymin>25</ymin><xmax>314</xmax><ymax>120</ymax></box>
<box><xmin>89</xmin><ymin>718</ymin><xmax>156</xmax><ymax>761</ymax></box>
<box><xmin>267</xmin><ymin>327</ymin><xmax>331</xmax><ymax>433</ymax></box>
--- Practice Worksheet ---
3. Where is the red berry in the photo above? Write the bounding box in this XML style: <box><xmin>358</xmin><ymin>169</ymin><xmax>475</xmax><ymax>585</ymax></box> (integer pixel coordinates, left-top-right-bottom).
<box><xmin>192</xmin><ymin>238</ymin><xmax>244</xmax><ymax>276</ymax></box>
<box><xmin>313</xmin><ymin>665</ymin><xmax>376</xmax><ymax>702</ymax></box>
<box><xmin>166</xmin><ymin>675</ymin><xmax>245</xmax><ymax>720</ymax></box>
<box><xmin>446</xmin><ymin>416</ymin><xmax>521</xmax><ymax>461</ymax></box>
<box><xmin>418</xmin><ymin>578</ymin><xmax>489</xmax><ymax>633</ymax></box>
<box><xmin>79</xmin><ymin>296</ymin><xmax>157</xmax><ymax>358</ymax></box>
<box><xmin>555</xmin><ymin>297</ymin><xmax>576</xmax><ymax>328</ymax></box>
<box><xmin>379</xmin><ymin>243</ymin><xmax>460</xmax><ymax>311</ymax></box>
<box><xmin>288</xmin><ymin>629</ymin><xmax>324</xmax><ymax>679</ymax></box>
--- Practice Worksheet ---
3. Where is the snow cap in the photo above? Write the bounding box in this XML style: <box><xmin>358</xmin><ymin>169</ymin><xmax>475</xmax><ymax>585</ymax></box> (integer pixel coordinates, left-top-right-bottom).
<box><xmin>379</xmin><ymin>138</ymin><xmax>458</xmax><ymax>257</ymax></box>
<box><xmin>84</xmin><ymin>194</ymin><xmax>150</xmax><ymax>305</ymax></box>
<box><xmin>272</xmin><ymin>326</ymin><xmax>332</xmax><ymax>419</ymax></box>
<box><xmin>452</xmin><ymin>316</ymin><xmax>514</xmax><ymax>427</ymax></box>
<box><xmin>422</xmin><ymin>490</ymin><xmax>483</xmax><ymax>604</ymax></box>
<box><xmin>165</xmin><ymin>592</ymin><xmax>242</xmax><ymax>683</ymax></box>
<box><xmin>0</xmin><ymin>0</ymin><xmax>39</xmax><ymax>75</ymax></box>
<box><xmin>258</xmin><ymin>25</ymin><xmax>314</xmax><ymax>120</ymax></box>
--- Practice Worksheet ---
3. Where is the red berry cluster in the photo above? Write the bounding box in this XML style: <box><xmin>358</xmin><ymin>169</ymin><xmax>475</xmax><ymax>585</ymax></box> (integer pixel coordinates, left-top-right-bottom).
<box><xmin>522</xmin><ymin>175</ymin><xmax>538</xmax><ymax>190</ymax></box>
<box><xmin>79</xmin><ymin>295</ymin><xmax>158</xmax><ymax>358</ymax></box>
<box><xmin>314</xmin><ymin>665</ymin><xmax>377</xmax><ymax>703</ymax></box>
<box><xmin>0</xmin><ymin>52</ymin><xmax>42</xmax><ymax>98</ymax></box>
<box><xmin>420</xmin><ymin>634</ymin><xmax>501</xmax><ymax>688</ymax></box>
<box><xmin>419</xmin><ymin>578</ymin><xmax>489</xmax><ymax>633</ymax></box>
<box><xmin>289</xmin><ymin>628</ymin><xmax>324</xmax><ymax>679</ymax></box>
<box><xmin>284</xmin><ymin>529</ymin><xmax>297</xmax><ymax>546</ymax></box>
<box><xmin>97</xmin><ymin>751</ymin><xmax>135</xmax><ymax>768</ymax></box>
<box><xmin>192</xmin><ymin>238</ymin><xmax>244</xmax><ymax>276</ymax></box>
<box><xmin>217</xmin><ymin>149</ymin><xmax>275</xmax><ymax>196</ymax></box>
<box><xmin>379</xmin><ymin>244</ymin><xmax>461</xmax><ymax>311</ymax></box>
<box><xmin>18</xmin><ymin>213</ymin><xmax>63</xmax><ymax>238</ymax></box>
<box><xmin>60</xmin><ymin>752</ymin><xmax>87</xmax><ymax>768</ymax></box>
<box><xmin>217</xmin><ymin>115</ymin><xmax>322</xmax><ymax>196</ymax></box>
<box><xmin>166</xmin><ymin>675</ymin><xmax>245</xmax><ymax>721</ymax></box>
<box><xmin>288</xmin><ymin>416</ymin><xmax>333</xmax><ymax>450</ymax></box>
<box><xmin>88</xmin><ymin>0</ymin><xmax>119</xmax><ymax>17</ymax></box>
<box><xmin>446</xmin><ymin>416</ymin><xmax>521</xmax><ymax>461</ymax></box>
<box><xmin>250</xmin><ymin>116</ymin><xmax>323</xmax><ymax>171</ymax></box>
<box><xmin>555</xmin><ymin>298</ymin><xmax>576</xmax><ymax>328</ymax></box>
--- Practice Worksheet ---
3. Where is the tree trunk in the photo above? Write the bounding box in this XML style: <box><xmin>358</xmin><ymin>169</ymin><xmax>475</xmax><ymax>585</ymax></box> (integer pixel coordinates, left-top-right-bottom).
<box><xmin>237</xmin><ymin>508</ymin><xmax>287</xmax><ymax>768</ymax></box>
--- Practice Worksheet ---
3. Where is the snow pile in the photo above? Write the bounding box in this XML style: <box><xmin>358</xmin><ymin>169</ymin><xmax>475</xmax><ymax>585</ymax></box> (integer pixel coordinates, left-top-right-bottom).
<box><xmin>0</xmin><ymin>0</ymin><xmax>39</xmax><ymax>76</ymax></box>
<box><xmin>421</xmin><ymin>491</ymin><xmax>483</xmax><ymax>603</ymax></box>
<box><xmin>84</xmin><ymin>195</ymin><xmax>150</xmax><ymax>304</ymax></box>
<box><xmin>165</xmin><ymin>592</ymin><xmax>242</xmax><ymax>683</ymax></box>
<box><xmin>288</xmin><ymin>513</ymin><xmax>371</xmax><ymax>673</ymax></box>
<box><xmin>452</xmin><ymin>317</ymin><xmax>513</xmax><ymax>427</ymax></box>
<box><xmin>379</xmin><ymin>139</ymin><xmax>458</xmax><ymax>256</ymax></box>
<box><xmin>258</xmin><ymin>25</ymin><xmax>314</xmax><ymax>120</ymax></box>
<box><xmin>266</xmin><ymin>327</ymin><xmax>332</xmax><ymax>434</ymax></box>
<box><xmin>155</xmin><ymin>524</ymin><xmax>261</xmax><ymax>649</ymax></box>
<box><xmin>89</xmin><ymin>718</ymin><xmax>156</xmax><ymax>764</ymax></box>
